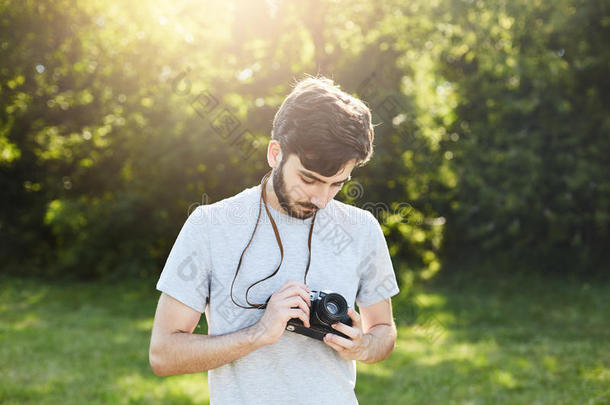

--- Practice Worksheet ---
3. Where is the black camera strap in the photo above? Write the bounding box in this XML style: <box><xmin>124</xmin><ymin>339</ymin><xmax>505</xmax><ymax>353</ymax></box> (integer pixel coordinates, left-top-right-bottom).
<box><xmin>229</xmin><ymin>169</ymin><xmax>317</xmax><ymax>310</ymax></box>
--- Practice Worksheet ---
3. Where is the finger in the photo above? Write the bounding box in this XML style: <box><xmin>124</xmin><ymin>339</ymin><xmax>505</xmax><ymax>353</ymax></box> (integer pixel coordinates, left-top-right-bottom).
<box><xmin>323</xmin><ymin>334</ymin><xmax>346</xmax><ymax>352</ymax></box>
<box><xmin>277</xmin><ymin>280</ymin><xmax>310</xmax><ymax>294</ymax></box>
<box><xmin>275</xmin><ymin>286</ymin><xmax>311</xmax><ymax>306</ymax></box>
<box><xmin>347</xmin><ymin>308</ymin><xmax>362</xmax><ymax>328</ymax></box>
<box><xmin>331</xmin><ymin>322</ymin><xmax>359</xmax><ymax>340</ymax></box>
<box><xmin>324</xmin><ymin>339</ymin><xmax>345</xmax><ymax>353</ymax></box>
<box><xmin>275</xmin><ymin>287</ymin><xmax>311</xmax><ymax>306</ymax></box>
<box><xmin>283</xmin><ymin>296</ymin><xmax>310</xmax><ymax>316</ymax></box>
<box><xmin>324</xmin><ymin>332</ymin><xmax>355</xmax><ymax>349</ymax></box>
<box><xmin>287</xmin><ymin>308</ymin><xmax>310</xmax><ymax>327</ymax></box>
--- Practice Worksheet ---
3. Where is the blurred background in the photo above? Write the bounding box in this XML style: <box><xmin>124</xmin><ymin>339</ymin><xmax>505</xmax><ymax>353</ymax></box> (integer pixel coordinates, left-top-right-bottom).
<box><xmin>1</xmin><ymin>0</ymin><xmax>608</xmax><ymax>404</ymax></box>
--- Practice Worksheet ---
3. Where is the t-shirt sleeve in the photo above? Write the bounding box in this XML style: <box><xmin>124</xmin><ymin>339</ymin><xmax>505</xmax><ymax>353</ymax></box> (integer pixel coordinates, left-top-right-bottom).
<box><xmin>355</xmin><ymin>212</ymin><xmax>400</xmax><ymax>307</ymax></box>
<box><xmin>156</xmin><ymin>205</ymin><xmax>212</xmax><ymax>313</ymax></box>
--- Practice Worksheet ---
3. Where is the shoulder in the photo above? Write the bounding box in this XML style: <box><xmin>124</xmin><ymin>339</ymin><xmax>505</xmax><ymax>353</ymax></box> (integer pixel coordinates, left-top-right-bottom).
<box><xmin>186</xmin><ymin>185</ymin><xmax>259</xmax><ymax>229</ymax></box>
<box><xmin>326</xmin><ymin>199</ymin><xmax>380</xmax><ymax>232</ymax></box>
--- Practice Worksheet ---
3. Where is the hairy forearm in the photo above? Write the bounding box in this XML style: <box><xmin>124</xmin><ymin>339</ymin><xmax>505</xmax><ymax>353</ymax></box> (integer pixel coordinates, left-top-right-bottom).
<box><xmin>150</xmin><ymin>323</ymin><xmax>266</xmax><ymax>376</ymax></box>
<box><xmin>361</xmin><ymin>323</ymin><xmax>397</xmax><ymax>364</ymax></box>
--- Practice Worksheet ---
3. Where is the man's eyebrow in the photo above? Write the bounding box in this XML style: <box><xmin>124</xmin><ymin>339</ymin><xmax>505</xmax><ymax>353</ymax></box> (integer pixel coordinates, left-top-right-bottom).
<box><xmin>298</xmin><ymin>169</ymin><xmax>351</xmax><ymax>184</ymax></box>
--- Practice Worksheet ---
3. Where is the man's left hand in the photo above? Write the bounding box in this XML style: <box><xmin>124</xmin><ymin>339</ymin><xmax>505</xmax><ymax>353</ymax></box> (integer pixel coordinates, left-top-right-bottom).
<box><xmin>323</xmin><ymin>308</ymin><xmax>371</xmax><ymax>361</ymax></box>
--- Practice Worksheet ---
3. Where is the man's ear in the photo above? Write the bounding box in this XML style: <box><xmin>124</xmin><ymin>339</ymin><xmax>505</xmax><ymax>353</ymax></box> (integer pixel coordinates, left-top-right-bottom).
<box><xmin>267</xmin><ymin>140</ymin><xmax>283</xmax><ymax>168</ymax></box>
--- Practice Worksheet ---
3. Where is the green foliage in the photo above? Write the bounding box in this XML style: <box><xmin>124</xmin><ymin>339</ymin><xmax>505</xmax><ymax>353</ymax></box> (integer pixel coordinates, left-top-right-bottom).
<box><xmin>435</xmin><ymin>0</ymin><xmax>610</xmax><ymax>273</ymax></box>
<box><xmin>0</xmin><ymin>0</ymin><xmax>608</xmax><ymax>279</ymax></box>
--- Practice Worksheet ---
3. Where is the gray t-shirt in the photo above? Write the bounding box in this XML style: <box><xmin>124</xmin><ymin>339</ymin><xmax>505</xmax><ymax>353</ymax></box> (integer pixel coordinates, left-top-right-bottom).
<box><xmin>156</xmin><ymin>183</ymin><xmax>400</xmax><ymax>405</ymax></box>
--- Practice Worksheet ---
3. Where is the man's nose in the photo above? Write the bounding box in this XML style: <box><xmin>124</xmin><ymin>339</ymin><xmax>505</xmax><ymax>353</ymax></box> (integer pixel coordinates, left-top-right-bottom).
<box><xmin>310</xmin><ymin>194</ymin><xmax>328</xmax><ymax>210</ymax></box>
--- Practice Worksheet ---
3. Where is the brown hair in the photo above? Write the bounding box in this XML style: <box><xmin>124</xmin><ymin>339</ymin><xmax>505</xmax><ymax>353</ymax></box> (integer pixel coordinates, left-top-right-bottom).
<box><xmin>271</xmin><ymin>76</ymin><xmax>374</xmax><ymax>177</ymax></box>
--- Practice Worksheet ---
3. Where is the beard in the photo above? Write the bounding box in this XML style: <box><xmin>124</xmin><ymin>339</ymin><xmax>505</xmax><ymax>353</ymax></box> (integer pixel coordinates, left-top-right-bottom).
<box><xmin>272</xmin><ymin>160</ymin><xmax>317</xmax><ymax>220</ymax></box>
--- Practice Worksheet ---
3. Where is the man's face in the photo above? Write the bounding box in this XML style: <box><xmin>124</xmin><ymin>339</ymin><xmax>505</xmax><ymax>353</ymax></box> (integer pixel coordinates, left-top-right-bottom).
<box><xmin>272</xmin><ymin>154</ymin><xmax>356</xmax><ymax>219</ymax></box>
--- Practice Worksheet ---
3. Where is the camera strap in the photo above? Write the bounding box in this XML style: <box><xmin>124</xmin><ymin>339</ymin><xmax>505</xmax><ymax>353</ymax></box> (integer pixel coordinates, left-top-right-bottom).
<box><xmin>230</xmin><ymin>169</ymin><xmax>317</xmax><ymax>309</ymax></box>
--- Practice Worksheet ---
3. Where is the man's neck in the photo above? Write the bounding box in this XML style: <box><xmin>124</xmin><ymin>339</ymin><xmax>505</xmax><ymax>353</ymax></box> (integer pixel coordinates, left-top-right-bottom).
<box><xmin>264</xmin><ymin>177</ymin><xmax>287</xmax><ymax>215</ymax></box>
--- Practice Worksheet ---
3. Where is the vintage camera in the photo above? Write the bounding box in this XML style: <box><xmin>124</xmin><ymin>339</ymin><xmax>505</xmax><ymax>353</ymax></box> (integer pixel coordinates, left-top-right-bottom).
<box><xmin>285</xmin><ymin>290</ymin><xmax>353</xmax><ymax>341</ymax></box>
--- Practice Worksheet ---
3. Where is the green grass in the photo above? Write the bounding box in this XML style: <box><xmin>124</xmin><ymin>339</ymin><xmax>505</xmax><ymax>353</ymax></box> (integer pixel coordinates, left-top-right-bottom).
<box><xmin>1</xmin><ymin>273</ymin><xmax>608</xmax><ymax>404</ymax></box>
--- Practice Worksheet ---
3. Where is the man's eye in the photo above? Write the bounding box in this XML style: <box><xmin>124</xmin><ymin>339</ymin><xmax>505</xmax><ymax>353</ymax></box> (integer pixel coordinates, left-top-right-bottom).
<box><xmin>301</xmin><ymin>177</ymin><xmax>314</xmax><ymax>185</ymax></box>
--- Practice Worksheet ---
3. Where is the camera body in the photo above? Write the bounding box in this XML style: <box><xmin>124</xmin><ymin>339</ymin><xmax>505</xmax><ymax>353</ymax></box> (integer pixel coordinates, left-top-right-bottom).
<box><xmin>285</xmin><ymin>290</ymin><xmax>353</xmax><ymax>341</ymax></box>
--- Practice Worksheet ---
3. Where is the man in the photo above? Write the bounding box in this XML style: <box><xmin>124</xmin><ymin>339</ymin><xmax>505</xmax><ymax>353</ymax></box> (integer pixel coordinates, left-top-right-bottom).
<box><xmin>149</xmin><ymin>76</ymin><xmax>400</xmax><ymax>404</ymax></box>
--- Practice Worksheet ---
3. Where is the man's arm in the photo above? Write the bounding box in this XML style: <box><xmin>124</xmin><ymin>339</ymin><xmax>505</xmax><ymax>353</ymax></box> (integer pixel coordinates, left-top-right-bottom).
<box><xmin>359</xmin><ymin>297</ymin><xmax>397</xmax><ymax>364</ymax></box>
<box><xmin>149</xmin><ymin>281</ymin><xmax>311</xmax><ymax>376</ymax></box>
<box><xmin>149</xmin><ymin>293</ymin><xmax>266</xmax><ymax>376</ymax></box>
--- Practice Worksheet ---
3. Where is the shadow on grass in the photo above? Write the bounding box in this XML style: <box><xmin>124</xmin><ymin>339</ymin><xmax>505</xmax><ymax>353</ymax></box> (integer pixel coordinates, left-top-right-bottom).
<box><xmin>354</xmin><ymin>273</ymin><xmax>610</xmax><ymax>404</ymax></box>
<box><xmin>0</xmin><ymin>275</ymin><xmax>210</xmax><ymax>405</ymax></box>
<box><xmin>2</xmin><ymin>273</ymin><xmax>608</xmax><ymax>404</ymax></box>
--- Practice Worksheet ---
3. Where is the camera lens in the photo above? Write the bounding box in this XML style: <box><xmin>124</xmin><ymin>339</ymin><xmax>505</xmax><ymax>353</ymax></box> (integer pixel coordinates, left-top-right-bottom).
<box><xmin>326</xmin><ymin>302</ymin><xmax>339</xmax><ymax>315</ymax></box>
<box><xmin>313</xmin><ymin>292</ymin><xmax>348</xmax><ymax>325</ymax></box>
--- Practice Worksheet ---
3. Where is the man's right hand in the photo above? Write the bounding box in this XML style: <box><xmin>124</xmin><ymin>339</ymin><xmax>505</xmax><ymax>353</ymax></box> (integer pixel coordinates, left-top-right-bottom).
<box><xmin>253</xmin><ymin>280</ymin><xmax>312</xmax><ymax>346</ymax></box>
